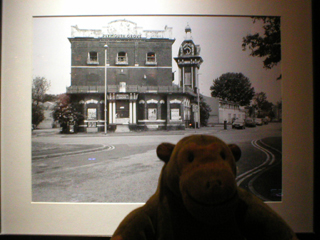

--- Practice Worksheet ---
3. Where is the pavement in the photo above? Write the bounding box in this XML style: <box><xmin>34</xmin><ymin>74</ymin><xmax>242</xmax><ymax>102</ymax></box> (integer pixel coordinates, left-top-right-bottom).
<box><xmin>32</xmin><ymin>125</ymin><xmax>226</xmax><ymax>159</ymax></box>
<box><xmin>32</xmin><ymin>124</ymin><xmax>227</xmax><ymax>137</ymax></box>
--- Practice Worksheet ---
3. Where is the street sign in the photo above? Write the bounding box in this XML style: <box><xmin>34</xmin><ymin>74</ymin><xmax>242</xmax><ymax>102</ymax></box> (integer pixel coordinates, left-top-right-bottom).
<box><xmin>192</xmin><ymin>104</ymin><xmax>199</xmax><ymax>112</ymax></box>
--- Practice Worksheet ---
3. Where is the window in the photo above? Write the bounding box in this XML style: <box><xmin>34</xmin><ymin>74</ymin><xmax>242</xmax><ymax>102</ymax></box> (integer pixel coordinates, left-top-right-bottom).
<box><xmin>87</xmin><ymin>108</ymin><xmax>97</xmax><ymax>120</ymax></box>
<box><xmin>119</xmin><ymin>82</ymin><xmax>126</xmax><ymax>93</ymax></box>
<box><xmin>116</xmin><ymin>52</ymin><xmax>128</xmax><ymax>65</ymax></box>
<box><xmin>184</xmin><ymin>67</ymin><xmax>191</xmax><ymax>86</ymax></box>
<box><xmin>146</xmin><ymin>52</ymin><xmax>157</xmax><ymax>65</ymax></box>
<box><xmin>171</xmin><ymin>109</ymin><xmax>180</xmax><ymax>121</ymax></box>
<box><xmin>148</xmin><ymin>108</ymin><xmax>157</xmax><ymax>120</ymax></box>
<box><xmin>87</xmin><ymin>52</ymin><xmax>99</xmax><ymax>64</ymax></box>
<box><xmin>184</xmin><ymin>73</ymin><xmax>191</xmax><ymax>86</ymax></box>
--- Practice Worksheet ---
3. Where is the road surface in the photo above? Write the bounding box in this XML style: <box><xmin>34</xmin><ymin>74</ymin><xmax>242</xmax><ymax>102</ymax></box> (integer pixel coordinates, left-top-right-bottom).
<box><xmin>32</xmin><ymin>123</ymin><xmax>282</xmax><ymax>202</ymax></box>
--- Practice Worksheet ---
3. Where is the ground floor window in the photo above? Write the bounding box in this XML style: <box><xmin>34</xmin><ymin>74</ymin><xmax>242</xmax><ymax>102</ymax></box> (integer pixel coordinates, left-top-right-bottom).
<box><xmin>171</xmin><ymin>108</ymin><xmax>180</xmax><ymax>120</ymax></box>
<box><xmin>87</xmin><ymin>108</ymin><xmax>97</xmax><ymax>120</ymax></box>
<box><xmin>148</xmin><ymin>108</ymin><xmax>157</xmax><ymax>120</ymax></box>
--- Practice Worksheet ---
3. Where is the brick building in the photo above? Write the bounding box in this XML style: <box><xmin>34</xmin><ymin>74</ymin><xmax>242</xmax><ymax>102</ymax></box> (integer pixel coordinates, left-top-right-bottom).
<box><xmin>66</xmin><ymin>19</ymin><xmax>201</xmax><ymax>132</ymax></box>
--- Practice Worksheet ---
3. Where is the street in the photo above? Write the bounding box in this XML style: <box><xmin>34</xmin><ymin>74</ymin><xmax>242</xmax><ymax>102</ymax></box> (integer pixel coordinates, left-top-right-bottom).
<box><xmin>32</xmin><ymin>123</ymin><xmax>282</xmax><ymax>202</ymax></box>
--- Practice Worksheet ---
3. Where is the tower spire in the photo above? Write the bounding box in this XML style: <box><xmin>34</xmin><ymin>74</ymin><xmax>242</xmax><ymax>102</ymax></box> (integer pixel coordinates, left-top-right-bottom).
<box><xmin>185</xmin><ymin>23</ymin><xmax>192</xmax><ymax>40</ymax></box>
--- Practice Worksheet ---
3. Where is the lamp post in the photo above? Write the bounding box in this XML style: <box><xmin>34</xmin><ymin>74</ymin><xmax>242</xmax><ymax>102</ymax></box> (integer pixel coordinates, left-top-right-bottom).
<box><xmin>104</xmin><ymin>44</ymin><xmax>108</xmax><ymax>134</ymax></box>
<box><xmin>197</xmin><ymin>73</ymin><xmax>201</xmax><ymax>129</ymax></box>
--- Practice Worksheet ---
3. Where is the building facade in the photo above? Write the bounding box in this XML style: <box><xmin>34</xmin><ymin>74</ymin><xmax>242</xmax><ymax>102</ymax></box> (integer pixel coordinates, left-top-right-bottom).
<box><xmin>67</xmin><ymin>20</ymin><xmax>201</xmax><ymax>132</ymax></box>
<box><xmin>219</xmin><ymin>100</ymin><xmax>246</xmax><ymax>123</ymax></box>
<box><xmin>202</xmin><ymin>96</ymin><xmax>219</xmax><ymax>126</ymax></box>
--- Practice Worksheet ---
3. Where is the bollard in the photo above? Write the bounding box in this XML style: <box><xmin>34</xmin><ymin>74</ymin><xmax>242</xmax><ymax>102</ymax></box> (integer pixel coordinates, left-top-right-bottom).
<box><xmin>224</xmin><ymin>120</ymin><xmax>227</xmax><ymax>130</ymax></box>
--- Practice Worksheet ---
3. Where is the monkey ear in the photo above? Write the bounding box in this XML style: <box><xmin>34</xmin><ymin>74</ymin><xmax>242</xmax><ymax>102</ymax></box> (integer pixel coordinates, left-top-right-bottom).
<box><xmin>228</xmin><ymin>144</ymin><xmax>241</xmax><ymax>162</ymax></box>
<box><xmin>157</xmin><ymin>143</ymin><xmax>175</xmax><ymax>163</ymax></box>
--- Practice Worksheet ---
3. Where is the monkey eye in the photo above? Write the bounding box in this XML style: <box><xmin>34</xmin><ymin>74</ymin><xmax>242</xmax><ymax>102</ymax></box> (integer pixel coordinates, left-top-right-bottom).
<box><xmin>220</xmin><ymin>151</ymin><xmax>226</xmax><ymax>160</ymax></box>
<box><xmin>188</xmin><ymin>153</ymin><xmax>195</xmax><ymax>163</ymax></box>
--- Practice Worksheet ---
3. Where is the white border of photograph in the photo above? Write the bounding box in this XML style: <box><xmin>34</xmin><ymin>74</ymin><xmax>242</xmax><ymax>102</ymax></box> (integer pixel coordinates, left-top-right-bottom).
<box><xmin>1</xmin><ymin>0</ymin><xmax>313</xmax><ymax>236</ymax></box>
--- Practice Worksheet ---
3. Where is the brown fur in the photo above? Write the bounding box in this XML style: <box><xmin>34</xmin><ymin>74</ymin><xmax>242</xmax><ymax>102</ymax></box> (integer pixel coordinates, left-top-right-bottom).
<box><xmin>111</xmin><ymin>135</ymin><xmax>298</xmax><ymax>240</ymax></box>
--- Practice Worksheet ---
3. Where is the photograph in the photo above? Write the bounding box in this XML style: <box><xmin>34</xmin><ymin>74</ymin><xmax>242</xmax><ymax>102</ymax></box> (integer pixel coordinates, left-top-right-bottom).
<box><xmin>32</xmin><ymin>15</ymin><xmax>283</xmax><ymax>203</ymax></box>
<box><xmin>1</xmin><ymin>0</ymin><xmax>314</xmax><ymax>237</ymax></box>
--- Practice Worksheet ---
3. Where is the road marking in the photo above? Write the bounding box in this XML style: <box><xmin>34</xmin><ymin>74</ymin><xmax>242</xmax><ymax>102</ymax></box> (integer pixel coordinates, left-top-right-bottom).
<box><xmin>247</xmin><ymin>161</ymin><xmax>282</xmax><ymax>202</ymax></box>
<box><xmin>259</xmin><ymin>139</ymin><xmax>282</xmax><ymax>155</ymax></box>
<box><xmin>255</xmin><ymin>140</ymin><xmax>275</xmax><ymax>165</ymax></box>
<box><xmin>32</xmin><ymin>144</ymin><xmax>115</xmax><ymax>160</ymax></box>
<box><xmin>236</xmin><ymin>168</ymin><xmax>263</xmax><ymax>186</ymax></box>
<box><xmin>34</xmin><ymin>160</ymin><xmax>108</xmax><ymax>175</ymax></box>
<box><xmin>236</xmin><ymin>139</ymin><xmax>276</xmax><ymax>185</ymax></box>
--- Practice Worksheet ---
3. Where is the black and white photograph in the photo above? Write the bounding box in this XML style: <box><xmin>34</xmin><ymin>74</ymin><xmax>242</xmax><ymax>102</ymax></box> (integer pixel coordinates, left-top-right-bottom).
<box><xmin>32</xmin><ymin>15</ymin><xmax>282</xmax><ymax>203</ymax></box>
<box><xmin>1</xmin><ymin>0</ymin><xmax>315</xmax><ymax>237</ymax></box>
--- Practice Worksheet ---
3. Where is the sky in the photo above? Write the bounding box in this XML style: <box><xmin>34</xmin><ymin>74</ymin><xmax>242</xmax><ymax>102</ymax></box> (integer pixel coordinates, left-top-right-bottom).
<box><xmin>33</xmin><ymin>16</ymin><xmax>282</xmax><ymax>104</ymax></box>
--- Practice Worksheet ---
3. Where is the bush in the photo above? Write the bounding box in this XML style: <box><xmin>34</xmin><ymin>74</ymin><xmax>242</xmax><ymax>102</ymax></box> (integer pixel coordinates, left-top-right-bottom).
<box><xmin>106</xmin><ymin>124</ymin><xmax>116</xmax><ymax>132</ymax></box>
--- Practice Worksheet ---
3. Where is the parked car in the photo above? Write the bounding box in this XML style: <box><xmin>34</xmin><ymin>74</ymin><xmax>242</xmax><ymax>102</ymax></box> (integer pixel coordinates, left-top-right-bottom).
<box><xmin>255</xmin><ymin>118</ymin><xmax>264</xmax><ymax>126</ymax></box>
<box><xmin>245</xmin><ymin>118</ymin><xmax>256</xmax><ymax>127</ymax></box>
<box><xmin>263</xmin><ymin>117</ymin><xmax>270</xmax><ymax>124</ymax></box>
<box><xmin>232</xmin><ymin>119</ymin><xmax>246</xmax><ymax>129</ymax></box>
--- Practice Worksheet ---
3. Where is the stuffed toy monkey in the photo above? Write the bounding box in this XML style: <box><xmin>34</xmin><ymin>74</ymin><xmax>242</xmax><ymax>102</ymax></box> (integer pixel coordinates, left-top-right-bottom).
<box><xmin>111</xmin><ymin>134</ymin><xmax>298</xmax><ymax>240</ymax></box>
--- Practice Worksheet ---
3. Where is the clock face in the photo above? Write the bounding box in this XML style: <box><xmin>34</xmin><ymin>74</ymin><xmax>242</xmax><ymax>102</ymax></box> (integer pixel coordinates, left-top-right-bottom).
<box><xmin>183</xmin><ymin>44</ymin><xmax>192</xmax><ymax>55</ymax></box>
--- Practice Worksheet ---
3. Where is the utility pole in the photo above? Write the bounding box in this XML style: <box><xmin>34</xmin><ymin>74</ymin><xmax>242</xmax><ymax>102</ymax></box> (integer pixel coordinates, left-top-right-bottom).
<box><xmin>104</xmin><ymin>44</ymin><xmax>108</xmax><ymax>134</ymax></box>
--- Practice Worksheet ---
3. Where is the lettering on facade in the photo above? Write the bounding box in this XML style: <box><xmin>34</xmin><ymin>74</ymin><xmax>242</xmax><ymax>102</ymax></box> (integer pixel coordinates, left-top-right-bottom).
<box><xmin>116</xmin><ymin>94</ymin><xmax>130</xmax><ymax>100</ymax></box>
<box><xmin>104</xmin><ymin>34</ymin><xmax>142</xmax><ymax>39</ymax></box>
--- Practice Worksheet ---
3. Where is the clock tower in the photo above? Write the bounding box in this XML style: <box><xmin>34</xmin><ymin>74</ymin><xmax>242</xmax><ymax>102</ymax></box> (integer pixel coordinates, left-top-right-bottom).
<box><xmin>174</xmin><ymin>24</ymin><xmax>203</xmax><ymax>94</ymax></box>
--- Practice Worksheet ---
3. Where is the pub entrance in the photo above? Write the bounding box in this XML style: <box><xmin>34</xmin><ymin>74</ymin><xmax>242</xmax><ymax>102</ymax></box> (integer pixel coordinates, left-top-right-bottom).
<box><xmin>115</xmin><ymin>100</ymin><xmax>130</xmax><ymax>124</ymax></box>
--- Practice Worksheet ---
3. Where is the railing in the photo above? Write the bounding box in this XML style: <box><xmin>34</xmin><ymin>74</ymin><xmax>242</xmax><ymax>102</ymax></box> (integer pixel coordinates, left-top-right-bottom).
<box><xmin>67</xmin><ymin>85</ymin><xmax>196</xmax><ymax>95</ymax></box>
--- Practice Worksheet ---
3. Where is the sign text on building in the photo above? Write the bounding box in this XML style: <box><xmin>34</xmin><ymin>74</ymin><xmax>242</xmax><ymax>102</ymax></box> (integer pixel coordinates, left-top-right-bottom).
<box><xmin>116</xmin><ymin>94</ymin><xmax>130</xmax><ymax>100</ymax></box>
<box><xmin>104</xmin><ymin>34</ymin><xmax>142</xmax><ymax>39</ymax></box>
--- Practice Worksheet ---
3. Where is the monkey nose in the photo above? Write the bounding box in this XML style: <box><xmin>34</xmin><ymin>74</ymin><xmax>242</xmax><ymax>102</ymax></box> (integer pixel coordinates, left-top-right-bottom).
<box><xmin>206</xmin><ymin>179</ymin><xmax>223</xmax><ymax>190</ymax></box>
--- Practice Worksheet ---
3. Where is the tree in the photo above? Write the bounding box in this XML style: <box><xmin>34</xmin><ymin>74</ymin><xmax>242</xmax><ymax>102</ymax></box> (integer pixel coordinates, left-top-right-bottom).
<box><xmin>210</xmin><ymin>72</ymin><xmax>255</xmax><ymax>106</ymax></box>
<box><xmin>273</xmin><ymin>100</ymin><xmax>282</xmax><ymax>121</ymax></box>
<box><xmin>43</xmin><ymin>94</ymin><xmax>58</xmax><ymax>102</ymax></box>
<box><xmin>199</xmin><ymin>95</ymin><xmax>211</xmax><ymax>127</ymax></box>
<box><xmin>32</xmin><ymin>76</ymin><xmax>51</xmax><ymax>127</ymax></box>
<box><xmin>252</xmin><ymin>92</ymin><xmax>267</xmax><ymax>109</ymax></box>
<box><xmin>32</xmin><ymin>103</ymin><xmax>45</xmax><ymax>127</ymax></box>
<box><xmin>252</xmin><ymin>92</ymin><xmax>274</xmax><ymax>118</ymax></box>
<box><xmin>32</xmin><ymin>77</ymin><xmax>51</xmax><ymax>105</ymax></box>
<box><xmin>53</xmin><ymin>94</ymin><xmax>84</xmax><ymax>133</ymax></box>
<box><xmin>242</xmin><ymin>17</ymin><xmax>281</xmax><ymax>78</ymax></box>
